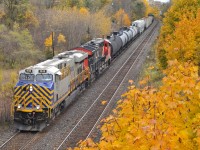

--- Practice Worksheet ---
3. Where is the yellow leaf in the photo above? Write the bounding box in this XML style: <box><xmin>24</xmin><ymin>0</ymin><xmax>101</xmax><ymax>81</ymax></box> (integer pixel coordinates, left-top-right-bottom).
<box><xmin>112</xmin><ymin>109</ymin><xmax>117</xmax><ymax>114</ymax></box>
<box><xmin>79</xmin><ymin>7</ymin><xmax>89</xmax><ymax>16</ymax></box>
<box><xmin>129</xmin><ymin>80</ymin><xmax>134</xmax><ymax>85</ymax></box>
<box><xmin>57</xmin><ymin>33</ymin><xmax>66</xmax><ymax>44</ymax></box>
<box><xmin>148</xmin><ymin>66</ymin><xmax>155</xmax><ymax>70</ymax></box>
<box><xmin>44</xmin><ymin>34</ymin><xmax>52</xmax><ymax>47</ymax></box>
<box><xmin>113</xmin><ymin>8</ymin><xmax>131</xmax><ymax>26</ymax></box>
<box><xmin>101</xmin><ymin>100</ymin><xmax>107</xmax><ymax>105</ymax></box>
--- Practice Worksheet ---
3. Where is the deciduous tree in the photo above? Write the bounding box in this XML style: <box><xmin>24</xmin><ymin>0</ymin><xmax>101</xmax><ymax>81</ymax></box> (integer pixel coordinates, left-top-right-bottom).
<box><xmin>157</xmin><ymin>0</ymin><xmax>200</xmax><ymax>69</ymax></box>
<box><xmin>113</xmin><ymin>8</ymin><xmax>131</xmax><ymax>27</ymax></box>
<box><xmin>3</xmin><ymin>0</ymin><xmax>38</xmax><ymax>29</ymax></box>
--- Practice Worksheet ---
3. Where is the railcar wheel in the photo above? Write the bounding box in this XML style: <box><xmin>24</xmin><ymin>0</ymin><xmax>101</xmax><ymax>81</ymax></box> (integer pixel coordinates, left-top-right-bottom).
<box><xmin>108</xmin><ymin>59</ymin><xmax>111</xmax><ymax>66</ymax></box>
<box><xmin>85</xmin><ymin>80</ymin><xmax>89</xmax><ymax>88</ymax></box>
<box><xmin>95</xmin><ymin>70</ymin><xmax>99</xmax><ymax>79</ymax></box>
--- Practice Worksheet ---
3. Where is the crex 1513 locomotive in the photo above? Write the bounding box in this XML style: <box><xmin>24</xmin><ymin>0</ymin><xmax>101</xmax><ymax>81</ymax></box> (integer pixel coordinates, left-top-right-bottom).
<box><xmin>13</xmin><ymin>50</ymin><xmax>91</xmax><ymax>131</ymax></box>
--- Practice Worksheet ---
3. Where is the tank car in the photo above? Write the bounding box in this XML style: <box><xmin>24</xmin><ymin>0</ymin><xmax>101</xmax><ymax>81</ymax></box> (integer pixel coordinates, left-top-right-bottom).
<box><xmin>120</xmin><ymin>27</ymin><xmax>136</xmax><ymax>42</ymax></box>
<box><xmin>74</xmin><ymin>38</ymin><xmax>111</xmax><ymax>78</ymax></box>
<box><xmin>130</xmin><ymin>26</ymin><xmax>139</xmax><ymax>40</ymax></box>
<box><xmin>13</xmin><ymin>50</ymin><xmax>90</xmax><ymax>131</ymax></box>
<box><xmin>116</xmin><ymin>30</ymin><xmax>128</xmax><ymax>47</ymax></box>
<box><xmin>106</xmin><ymin>33</ymin><xmax>123</xmax><ymax>58</ymax></box>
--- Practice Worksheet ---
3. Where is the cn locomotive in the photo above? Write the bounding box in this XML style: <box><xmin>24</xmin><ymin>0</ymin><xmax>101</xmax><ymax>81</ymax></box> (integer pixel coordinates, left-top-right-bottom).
<box><xmin>12</xmin><ymin>14</ymin><xmax>154</xmax><ymax>131</ymax></box>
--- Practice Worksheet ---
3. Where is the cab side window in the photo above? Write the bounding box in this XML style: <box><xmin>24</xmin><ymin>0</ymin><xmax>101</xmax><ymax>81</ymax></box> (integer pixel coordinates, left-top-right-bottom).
<box><xmin>55</xmin><ymin>75</ymin><xmax>60</xmax><ymax>82</ymax></box>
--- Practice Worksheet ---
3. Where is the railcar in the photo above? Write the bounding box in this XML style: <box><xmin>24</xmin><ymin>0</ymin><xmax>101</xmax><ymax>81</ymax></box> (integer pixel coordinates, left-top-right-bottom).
<box><xmin>123</xmin><ymin>27</ymin><xmax>133</xmax><ymax>42</ymax></box>
<box><xmin>130</xmin><ymin>25</ymin><xmax>139</xmax><ymax>37</ymax></box>
<box><xmin>13</xmin><ymin>50</ymin><xmax>90</xmax><ymax>131</ymax></box>
<box><xmin>74</xmin><ymin>38</ymin><xmax>111</xmax><ymax>78</ymax></box>
<box><xmin>148</xmin><ymin>13</ymin><xmax>154</xmax><ymax>22</ymax></box>
<box><xmin>116</xmin><ymin>30</ymin><xmax>128</xmax><ymax>47</ymax></box>
<box><xmin>144</xmin><ymin>15</ymin><xmax>154</xmax><ymax>29</ymax></box>
<box><xmin>120</xmin><ymin>27</ymin><xmax>137</xmax><ymax>42</ymax></box>
<box><xmin>132</xmin><ymin>19</ymin><xmax>145</xmax><ymax>34</ymax></box>
<box><xmin>107</xmin><ymin>33</ymin><xmax>123</xmax><ymax>58</ymax></box>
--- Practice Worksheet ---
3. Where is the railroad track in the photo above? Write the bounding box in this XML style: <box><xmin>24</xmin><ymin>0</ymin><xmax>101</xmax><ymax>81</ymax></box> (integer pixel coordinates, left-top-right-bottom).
<box><xmin>54</xmin><ymin>21</ymin><xmax>159</xmax><ymax>150</ymax></box>
<box><xmin>0</xmin><ymin>131</ymin><xmax>38</xmax><ymax>150</ymax></box>
<box><xmin>0</xmin><ymin>131</ymin><xmax>19</xmax><ymax>149</ymax></box>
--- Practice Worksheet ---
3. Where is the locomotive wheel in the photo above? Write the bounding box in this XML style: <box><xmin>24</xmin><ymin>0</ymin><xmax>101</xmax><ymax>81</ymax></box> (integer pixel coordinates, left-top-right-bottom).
<box><xmin>95</xmin><ymin>70</ymin><xmax>99</xmax><ymax>78</ymax></box>
<box><xmin>60</xmin><ymin>101</ymin><xmax>65</xmax><ymax>111</ymax></box>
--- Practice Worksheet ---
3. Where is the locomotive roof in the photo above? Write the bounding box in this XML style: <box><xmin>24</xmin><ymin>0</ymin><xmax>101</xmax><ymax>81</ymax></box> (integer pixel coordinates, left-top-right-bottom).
<box><xmin>36</xmin><ymin>58</ymin><xmax>68</xmax><ymax>67</ymax></box>
<box><xmin>90</xmin><ymin>38</ymin><xmax>104</xmax><ymax>44</ymax></box>
<box><xmin>85</xmin><ymin>38</ymin><xmax>104</xmax><ymax>46</ymax></box>
<box><xmin>21</xmin><ymin>50</ymin><xmax>88</xmax><ymax>75</ymax></box>
<box><xmin>74</xmin><ymin>38</ymin><xmax>104</xmax><ymax>55</ymax></box>
<box><xmin>82</xmin><ymin>45</ymin><xmax>98</xmax><ymax>52</ymax></box>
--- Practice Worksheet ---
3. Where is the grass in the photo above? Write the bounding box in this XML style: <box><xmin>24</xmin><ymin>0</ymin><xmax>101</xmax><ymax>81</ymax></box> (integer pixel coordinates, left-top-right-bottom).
<box><xmin>138</xmin><ymin>42</ymin><xmax>164</xmax><ymax>88</ymax></box>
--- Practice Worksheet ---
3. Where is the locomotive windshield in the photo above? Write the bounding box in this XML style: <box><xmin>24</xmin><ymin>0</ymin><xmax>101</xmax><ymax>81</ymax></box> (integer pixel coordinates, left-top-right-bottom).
<box><xmin>36</xmin><ymin>74</ymin><xmax>53</xmax><ymax>82</ymax></box>
<box><xmin>20</xmin><ymin>73</ymin><xmax>35</xmax><ymax>81</ymax></box>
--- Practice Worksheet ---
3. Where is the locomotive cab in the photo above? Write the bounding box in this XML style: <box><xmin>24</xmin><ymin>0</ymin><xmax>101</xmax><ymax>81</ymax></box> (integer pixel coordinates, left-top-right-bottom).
<box><xmin>13</xmin><ymin>67</ymin><xmax>58</xmax><ymax>131</ymax></box>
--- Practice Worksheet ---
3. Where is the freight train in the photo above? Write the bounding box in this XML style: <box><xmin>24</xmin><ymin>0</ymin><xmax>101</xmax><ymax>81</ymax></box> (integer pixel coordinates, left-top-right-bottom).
<box><xmin>12</xmin><ymin>14</ymin><xmax>154</xmax><ymax>131</ymax></box>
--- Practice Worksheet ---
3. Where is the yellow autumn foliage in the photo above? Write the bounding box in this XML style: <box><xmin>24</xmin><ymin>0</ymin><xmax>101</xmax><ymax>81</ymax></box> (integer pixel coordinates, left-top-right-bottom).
<box><xmin>79</xmin><ymin>7</ymin><xmax>89</xmax><ymax>16</ymax></box>
<box><xmin>92</xmin><ymin>10</ymin><xmax>111</xmax><ymax>37</ymax></box>
<box><xmin>157</xmin><ymin>0</ymin><xmax>200</xmax><ymax>69</ymax></box>
<box><xmin>44</xmin><ymin>33</ymin><xmax>53</xmax><ymax>47</ymax></box>
<box><xmin>57</xmin><ymin>33</ymin><xmax>66</xmax><ymax>44</ymax></box>
<box><xmin>45</xmin><ymin>32</ymin><xmax>66</xmax><ymax>48</ymax></box>
<box><xmin>114</xmin><ymin>8</ymin><xmax>131</xmax><ymax>27</ymax></box>
<box><xmin>142</xmin><ymin>0</ymin><xmax>159</xmax><ymax>17</ymax></box>
<box><xmin>24</xmin><ymin>10</ymin><xmax>39</xmax><ymax>28</ymax></box>
<box><xmin>74</xmin><ymin>60</ymin><xmax>200</xmax><ymax>149</ymax></box>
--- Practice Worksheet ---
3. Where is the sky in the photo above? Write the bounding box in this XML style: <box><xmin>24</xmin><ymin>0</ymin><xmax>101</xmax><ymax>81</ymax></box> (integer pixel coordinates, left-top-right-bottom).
<box><xmin>154</xmin><ymin>0</ymin><xmax>170</xmax><ymax>3</ymax></box>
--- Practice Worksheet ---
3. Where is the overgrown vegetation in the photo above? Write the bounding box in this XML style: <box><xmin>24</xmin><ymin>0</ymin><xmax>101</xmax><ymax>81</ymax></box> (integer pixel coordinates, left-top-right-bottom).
<box><xmin>0</xmin><ymin>70</ymin><xmax>17</xmax><ymax>124</ymax></box>
<box><xmin>138</xmin><ymin>43</ymin><xmax>163</xmax><ymax>88</ymax></box>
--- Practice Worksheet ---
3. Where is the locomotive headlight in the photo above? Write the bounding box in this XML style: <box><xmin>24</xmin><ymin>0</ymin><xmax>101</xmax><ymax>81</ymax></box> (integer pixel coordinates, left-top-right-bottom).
<box><xmin>17</xmin><ymin>104</ymin><xmax>22</xmax><ymax>109</ymax></box>
<box><xmin>36</xmin><ymin>105</ymin><xmax>40</xmax><ymax>110</ymax></box>
<box><xmin>30</xmin><ymin>85</ymin><xmax>33</xmax><ymax>92</ymax></box>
